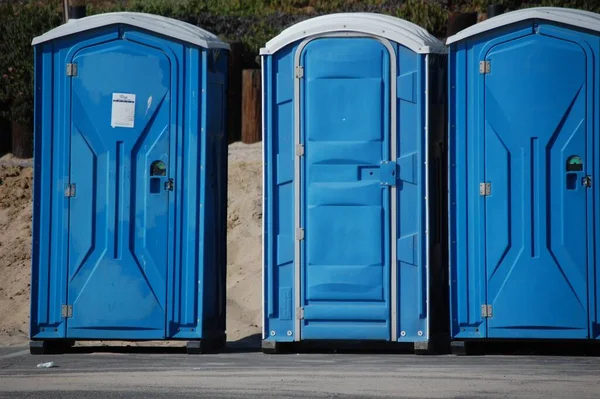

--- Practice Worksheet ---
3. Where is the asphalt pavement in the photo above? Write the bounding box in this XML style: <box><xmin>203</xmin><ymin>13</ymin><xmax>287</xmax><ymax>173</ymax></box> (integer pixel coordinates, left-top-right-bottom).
<box><xmin>0</xmin><ymin>346</ymin><xmax>599</xmax><ymax>398</ymax></box>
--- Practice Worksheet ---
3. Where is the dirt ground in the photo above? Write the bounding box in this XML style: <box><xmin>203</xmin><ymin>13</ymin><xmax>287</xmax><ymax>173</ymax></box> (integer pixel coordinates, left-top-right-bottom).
<box><xmin>0</xmin><ymin>142</ymin><xmax>263</xmax><ymax>347</ymax></box>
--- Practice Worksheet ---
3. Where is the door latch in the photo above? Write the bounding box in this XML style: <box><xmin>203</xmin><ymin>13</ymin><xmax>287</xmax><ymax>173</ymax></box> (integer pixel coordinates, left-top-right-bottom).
<box><xmin>582</xmin><ymin>175</ymin><xmax>592</xmax><ymax>188</ymax></box>
<box><xmin>164</xmin><ymin>178</ymin><xmax>174</xmax><ymax>191</ymax></box>
<box><xmin>380</xmin><ymin>161</ymin><xmax>397</xmax><ymax>187</ymax></box>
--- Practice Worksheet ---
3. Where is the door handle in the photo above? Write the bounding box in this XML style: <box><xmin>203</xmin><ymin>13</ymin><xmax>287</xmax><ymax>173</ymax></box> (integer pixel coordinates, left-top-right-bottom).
<box><xmin>164</xmin><ymin>178</ymin><xmax>174</xmax><ymax>191</ymax></box>
<box><xmin>582</xmin><ymin>175</ymin><xmax>592</xmax><ymax>188</ymax></box>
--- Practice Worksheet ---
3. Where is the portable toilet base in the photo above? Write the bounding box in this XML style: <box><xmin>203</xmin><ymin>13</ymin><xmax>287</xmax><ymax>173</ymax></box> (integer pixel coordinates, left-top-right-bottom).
<box><xmin>262</xmin><ymin>339</ymin><xmax>425</xmax><ymax>355</ymax></box>
<box><xmin>261</xmin><ymin>13</ymin><xmax>449</xmax><ymax>354</ymax></box>
<box><xmin>29</xmin><ymin>335</ymin><xmax>227</xmax><ymax>356</ymax></box>
<box><xmin>30</xmin><ymin>13</ymin><xmax>229</xmax><ymax>355</ymax></box>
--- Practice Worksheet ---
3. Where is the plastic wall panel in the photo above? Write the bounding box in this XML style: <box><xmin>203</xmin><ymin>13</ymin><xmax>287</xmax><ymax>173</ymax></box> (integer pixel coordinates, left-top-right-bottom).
<box><xmin>264</xmin><ymin>45</ymin><xmax>298</xmax><ymax>341</ymax></box>
<box><xmin>396</xmin><ymin>44</ymin><xmax>427</xmax><ymax>341</ymax></box>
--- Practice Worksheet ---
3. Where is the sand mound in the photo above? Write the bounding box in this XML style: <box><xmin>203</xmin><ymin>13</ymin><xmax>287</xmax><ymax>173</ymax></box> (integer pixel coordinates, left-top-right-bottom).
<box><xmin>0</xmin><ymin>160</ymin><xmax>34</xmax><ymax>346</ymax></box>
<box><xmin>226</xmin><ymin>142</ymin><xmax>263</xmax><ymax>342</ymax></box>
<box><xmin>0</xmin><ymin>142</ymin><xmax>263</xmax><ymax>347</ymax></box>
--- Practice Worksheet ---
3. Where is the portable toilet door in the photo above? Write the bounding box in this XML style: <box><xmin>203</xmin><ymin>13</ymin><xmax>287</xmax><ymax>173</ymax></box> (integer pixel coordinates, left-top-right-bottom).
<box><xmin>261</xmin><ymin>13</ymin><xmax>448</xmax><ymax>353</ymax></box>
<box><xmin>448</xmin><ymin>7</ymin><xmax>600</xmax><ymax>348</ymax></box>
<box><xmin>30</xmin><ymin>12</ymin><xmax>229</xmax><ymax>354</ymax></box>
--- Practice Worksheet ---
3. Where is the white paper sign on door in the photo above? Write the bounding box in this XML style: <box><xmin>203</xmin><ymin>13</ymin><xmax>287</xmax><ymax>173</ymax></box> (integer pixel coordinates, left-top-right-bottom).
<box><xmin>111</xmin><ymin>93</ymin><xmax>136</xmax><ymax>128</ymax></box>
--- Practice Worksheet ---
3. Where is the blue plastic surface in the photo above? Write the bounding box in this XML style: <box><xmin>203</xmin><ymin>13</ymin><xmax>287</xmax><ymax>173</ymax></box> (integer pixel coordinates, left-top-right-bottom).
<box><xmin>31</xmin><ymin>24</ymin><xmax>228</xmax><ymax>341</ymax></box>
<box><xmin>301</xmin><ymin>38</ymin><xmax>392</xmax><ymax>340</ymax></box>
<box><xmin>449</xmin><ymin>20</ymin><xmax>600</xmax><ymax>340</ymax></box>
<box><xmin>263</xmin><ymin>35</ymin><xmax>440</xmax><ymax>343</ymax></box>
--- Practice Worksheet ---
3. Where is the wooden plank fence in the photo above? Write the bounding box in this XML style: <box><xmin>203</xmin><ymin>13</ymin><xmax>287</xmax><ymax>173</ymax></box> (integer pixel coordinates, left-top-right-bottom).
<box><xmin>241</xmin><ymin>69</ymin><xmax>261</xmax><ymax>144</ymax></box>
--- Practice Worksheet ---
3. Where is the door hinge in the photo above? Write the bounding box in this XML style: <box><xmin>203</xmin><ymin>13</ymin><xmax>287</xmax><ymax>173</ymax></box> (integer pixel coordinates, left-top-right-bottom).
<box><xmin>164</xmin><ymin>178</ymin><xmax>174</xmax><ymax>191</ymax></box>
<box><xmin>61</xmin><ymin>305</ymin><xmax>73</xmax><ymax>318</ymax></box>
<box><xmin>479</xmin><ymin>182</ymin><xmax>491</xmax><ymax>196</ymax></box>
<box><xmin>66</xmin><ymin>63</ymin><xmax>78</xmax><ymax>77</ymax></box>
<box><xmin>481</xmin><ymin>304</ymin><xmax>493</xmax><ymax>318</ymax></box>
<box><xmin>64</xmin><ymin>183</ymin><xmax>76</xmax><ymax>197</ymax></box>
<box><xmin>296</xmin><ymin>228</ymin><xmax>304</xmax><ymax>241</ymax></box>
<box><xmin>296</xmin><ymin>307</ymin><xmax>304</xmax><ymax>320</ymax></box>
<box><xmin>479</xmin><ymin>60</ymin><xmax>491</xmax><ymax>74</ymax></box>
<box><xmin>296</xmin><ymin>144</ymin><xmax>304</xmax><ymax>157</ymax></box>
<box><xmin>295</xmin><ymin>65</ymin><xmax>304</xmax><ymax>79</ymax></box>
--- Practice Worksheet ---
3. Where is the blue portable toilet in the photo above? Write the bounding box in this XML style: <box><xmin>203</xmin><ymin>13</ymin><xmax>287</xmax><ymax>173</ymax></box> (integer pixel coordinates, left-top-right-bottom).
<box><xmin>29</xmin><ymin>12</ymin><xmax>229</xmax><ymax>354</ymax></box>
<box><xmin>448</xmin><ymin>7</ymin><xmax>600</xmax><ymax>351</ymax></box>
<box><xmin>260</xmin><ymin>13</ymin><xmax>449</xmax><ymax>353</ymax></box>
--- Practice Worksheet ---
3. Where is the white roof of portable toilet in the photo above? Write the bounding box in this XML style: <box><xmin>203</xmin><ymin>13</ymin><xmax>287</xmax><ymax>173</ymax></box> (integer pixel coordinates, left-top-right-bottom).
<box><xmin>32</xmin><ymin>12</ymin><xmax>230</xmax><ymax>50</ymax></box>
<box><xmin>260</xmin><ymin>12</ymin><xmax>446</xmax><ymax>55</ymax></box>
<box><xmin>447</xmin><ymin>7</ymin><xmax>600</xmax><ymax>44</ymax></box>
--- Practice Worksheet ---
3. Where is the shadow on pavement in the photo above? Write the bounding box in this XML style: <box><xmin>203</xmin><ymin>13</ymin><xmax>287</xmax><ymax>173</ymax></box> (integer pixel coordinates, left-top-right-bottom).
<box><xmin>52</xmin><ymin>334</ymin><xmax>263</xmax><ymax>355</ymax></box>
<box><xmin>223</xmin><ymin>334</ymin><xmax>261</xmax><ymax>353</ymax></box>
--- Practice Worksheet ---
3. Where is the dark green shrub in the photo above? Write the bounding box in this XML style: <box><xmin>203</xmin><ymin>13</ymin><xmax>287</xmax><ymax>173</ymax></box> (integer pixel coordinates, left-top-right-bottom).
<box><xmin>0</xmin><ymin>1</ymin><xmax>62</xmax><ymax>127</ymax></box>
<box><xmin>395</xmin><ymin>0</ymin><xmax>449</xmax><ymax>37</ymax></box>
<box><xmin>2</xmin><ymin>0</ymin><xmax>600</xmax><ymax>153</ymax></box>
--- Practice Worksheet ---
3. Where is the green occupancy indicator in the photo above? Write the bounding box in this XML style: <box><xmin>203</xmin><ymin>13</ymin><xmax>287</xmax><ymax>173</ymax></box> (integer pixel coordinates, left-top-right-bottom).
<box><xmin>566</xmin><ymin>155</ymin><xmax>583</xmax><ymax>172</ymax></box>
